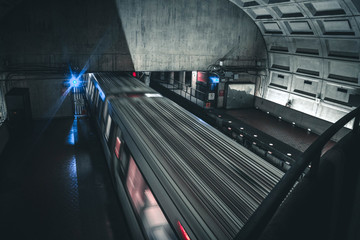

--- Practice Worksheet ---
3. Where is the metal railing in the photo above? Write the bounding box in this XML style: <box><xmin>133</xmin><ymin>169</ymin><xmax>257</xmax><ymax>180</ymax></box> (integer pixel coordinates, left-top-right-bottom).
<box><xmin>152</xmin><ymin>80</ymin><xmax>208</xmax><ymax>109</ymax></box>
<box><xmin>235</xmin><ymin>105</ymin><xmax>360</xmax><ymax>240</ymax></box>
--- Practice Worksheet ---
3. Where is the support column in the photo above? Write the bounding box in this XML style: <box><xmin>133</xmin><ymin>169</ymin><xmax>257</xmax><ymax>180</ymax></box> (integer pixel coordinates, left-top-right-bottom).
<box><xmin>169</xmin><ymin>72</ymin><xmax>174</xmax><ymax>85</ymax></box>
<box><xmin>144</xmin><ymin>72</ymin><xmax>150</xmax><ymax>86</ymax></box>
<box><xmin>191</xmin><ymin>71</ymin><xmax>197</xmax><ymax>96</ymax></box>
<box><xmin>179</xmin><ymin>71</ymin><xmax>186</xmax><ymax>90</ymax></box>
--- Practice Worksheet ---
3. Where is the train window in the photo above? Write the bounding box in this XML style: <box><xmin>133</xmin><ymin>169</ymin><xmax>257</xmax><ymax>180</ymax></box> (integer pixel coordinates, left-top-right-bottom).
<box><xmin>95</xmin><ymin>89</ymin><xmax>100</xmax><ymax>108</ymax></box>
<box><xmin>114</xmin><ymin>137</ymin><xmax>121</xmax><ymax>159</ymax></box>
<box><xmin>90</xmin><ymin>82</ymin><xmax>94</xmax><ymax>98</ymax></box>
<box><xmin>90</xmin><ymin>84</ymin><xmax>95</xmax><ymax>102</ymax></box>
<box><xmin>107</xmin><ymin>120</ymin><xmax>116</xmax><ymax>149</ymax></box>
<box><xmin>103</xmin><ymin>100</ymin><xmax>109</xmax><ymax>122</ymax></box>
<box><xmin>105</xmin><ymin>115</ymin><xmax>112</xmax><ymax>141</ymax></box>
<box><xmin>113</xmin><ymin>127</ymin><xmax>127</xmax><ymax>176</ymax></box>
<box><xmin>86</xmin><ymin>78</ymin><xmax>91</xmax><ymax>94</ymax></box>
<box><xmin>126</xmin><ymin>156</ymin><xmax>177</xmax><ymax>240</ymax></box>
<box><xmin>98</xmin><ymin>98</ymin><xmax>104</xmax><ymax>121</ymax></box>
<box><xmin>118</xmin><ymin>141</ymin><xmax>130</xmax><ymax>174</ymax></box>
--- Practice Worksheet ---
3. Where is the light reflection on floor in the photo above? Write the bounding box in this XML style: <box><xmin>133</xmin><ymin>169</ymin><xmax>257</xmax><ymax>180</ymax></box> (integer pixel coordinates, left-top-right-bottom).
<box><xmin>67</xmin><ymin>118</ymin><xmax>78</xmax><ymax>145</ymax></box>
<box><xmin>69</xmin><ymin>155</ymin><xmax>80</xmax><ymax>201</ymax></box>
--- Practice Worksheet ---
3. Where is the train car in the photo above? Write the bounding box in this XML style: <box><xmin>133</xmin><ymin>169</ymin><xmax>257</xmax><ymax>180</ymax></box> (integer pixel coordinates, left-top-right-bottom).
<box><xmin>85</xmin><ymin>72</ymin><xmax>159</xmax><ymax>168</ymax></box>
<box><xmin>85</xmin><ymin>72</ymin><xmax>284</xmax><ymax>240</ymax></box>
<box><xmin>85</xmin><ymin>72</ymin><xmax>157</xmax><ymax>127</ymax></box>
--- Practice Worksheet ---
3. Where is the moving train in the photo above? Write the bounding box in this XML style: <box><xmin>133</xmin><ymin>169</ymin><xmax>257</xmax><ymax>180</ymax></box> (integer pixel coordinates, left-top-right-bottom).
<box><xmin>84</xmin><ymin>72</ymin><xmax>284</xmax><ymax>240</ymax></box>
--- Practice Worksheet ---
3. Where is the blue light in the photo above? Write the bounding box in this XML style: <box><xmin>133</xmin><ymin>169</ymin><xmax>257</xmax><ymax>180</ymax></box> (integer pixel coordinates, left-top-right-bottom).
<box><xmin>210</xmin><ymin>76</ymin><xmax>219</xmax><ymax>83</ymax></box>
<box><xmin>66</xmin><ymin>118</ymin><xmax>78</xmax><ymax>145</ymax></box>
<box><xmin>69</xmin><ymin>74</ymin><xmax>81</xmax><ymax>88</ymax></box>
<box><xmin>68</xmin><ymin>65</ymin><xmax>85</xmax><ymax>88</ymax></box>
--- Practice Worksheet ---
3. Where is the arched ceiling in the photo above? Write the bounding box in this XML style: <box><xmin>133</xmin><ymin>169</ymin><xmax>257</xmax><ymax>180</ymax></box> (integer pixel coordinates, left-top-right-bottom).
<box><xmin>229</xmin><ymin>0</ymin><xmax>360</xmax><ymax>70</ymax></box>
<box><xmin>228</xmin><ymin>0</ymin><xmax>360</xmax><ymax>125</ymax></box>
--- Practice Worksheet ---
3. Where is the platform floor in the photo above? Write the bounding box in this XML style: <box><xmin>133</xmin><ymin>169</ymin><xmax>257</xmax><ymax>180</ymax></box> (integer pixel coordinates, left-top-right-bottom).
<box><xmin>0</xmin><ymin>118</ymin><xmax>131</xmax><ymax>240</ymax></box>
<box><xmin>223</xmin><ymin>108</ymin><xmax>335</xmax><ymax>153</ymax></box>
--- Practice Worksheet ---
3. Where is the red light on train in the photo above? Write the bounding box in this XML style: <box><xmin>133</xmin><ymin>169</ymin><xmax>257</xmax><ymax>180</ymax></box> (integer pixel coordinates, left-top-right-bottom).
<box><xmin>132</xmin><ymin>72</ymin><xmax>137</xmax><ymax>77</ymax></box>
<box><xmin>177</xmin><ymin>221</ymin><xmax>191</xmax><ymax>240</ymax></box>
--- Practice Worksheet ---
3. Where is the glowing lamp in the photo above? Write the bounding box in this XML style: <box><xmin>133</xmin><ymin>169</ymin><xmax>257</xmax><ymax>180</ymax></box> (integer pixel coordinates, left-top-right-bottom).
<box><xmin>69</xmin><ymin>75</ymin><xmax>80</xmax><ymax>87</ymax></box>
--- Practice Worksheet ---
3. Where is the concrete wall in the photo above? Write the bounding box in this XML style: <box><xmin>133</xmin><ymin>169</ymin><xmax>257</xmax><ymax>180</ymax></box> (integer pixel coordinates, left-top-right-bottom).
<box><xmin>0</xmin><ymin>0</ymin><xmax>134</xmax><ymax>72</ymax></box>
<box><xmin>115</xmin><ymin>0</ymin><xmax>266</xmax><ymax>71</ymax></box>
<box><xmin>4</xmin><ymin>75</ymin><xmax>73</xmax><ymax>119</ymax></box>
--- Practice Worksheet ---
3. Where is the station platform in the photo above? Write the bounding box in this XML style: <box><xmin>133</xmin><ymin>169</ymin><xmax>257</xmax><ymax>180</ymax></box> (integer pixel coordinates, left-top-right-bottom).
<box><xmin>218</xmin><ymin>108</ymin><xmax>334</xmax><ymax>153</ymax></box>
<box><xmin>0</xmin><ymin>117</ymin><xmax>131</xmax><ymax>240</ymax></box>
<box><xmin>206</xmin><ymin>107</ymin><xmax>335</xmax><ymax>164</ymax></box>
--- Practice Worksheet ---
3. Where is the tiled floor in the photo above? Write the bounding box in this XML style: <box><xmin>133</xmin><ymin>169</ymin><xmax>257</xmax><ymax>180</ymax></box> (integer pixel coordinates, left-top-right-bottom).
<box><xmin>0</xmin><ymin>117</ymin><xmax>131</xmax><ymax>240</ymax></box>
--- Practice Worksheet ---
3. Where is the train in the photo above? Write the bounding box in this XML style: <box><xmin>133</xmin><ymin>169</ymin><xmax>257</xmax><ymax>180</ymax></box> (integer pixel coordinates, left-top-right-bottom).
<box><xmin>84</xmin><ymin>72</ymin><xmax>284</xmax><ymax>240</ymax></box>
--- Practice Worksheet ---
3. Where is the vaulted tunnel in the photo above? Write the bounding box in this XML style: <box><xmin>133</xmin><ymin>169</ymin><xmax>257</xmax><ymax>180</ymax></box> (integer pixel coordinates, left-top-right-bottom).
<box><xmin>0</xmin><ymin>1</ymin><xmax>359</xmax><ymax>240</ymax></box>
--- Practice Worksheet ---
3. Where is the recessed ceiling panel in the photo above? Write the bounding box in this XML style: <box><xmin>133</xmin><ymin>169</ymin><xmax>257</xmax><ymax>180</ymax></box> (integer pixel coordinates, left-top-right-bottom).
<box><xmin>294</xmin><ymin>56</ymin><xmax>322</xmax><ymax>77</ymax></box>
<box><xmin>270</xmin><ymin>53</ymin><xmax>291</xmax><ymax>71</ymax></box>
<box><xmin>273</xmin><ymin>5</ymin><xmax>304</xmax><ymax>18</ymax></box>
<box><xmin>318</xmin><ymin>19</ymin><xmax>355</xmax><ymax>36</ymax></box>
<box><xmin>325</xmin><ymin>60</ymin><xmax>360</xmax><ymax>83</ymax></box>
<box><xmin>305</xmin><ymin>2</ymin><xmax>346</xmax><ymax>17</ymax></box>
<box><xmin>251</xmin><ymin>8</ymin><xmax>273</xmax><ymax>19</ymax></box>
<box><xmin>293</xmin><ymin>38</ymin><xmax>321</xmax><ymax>56</ymax></box>
<box><xmin>325</xmin><ymin>39</ymin><xmax>359</xmax><ymax>60</ymax></box>
<box><xmin>263</xmin><ymin>0</ymin><xmax>290</xmax><ymax>4</ymax></box>
<box><xmin>233</xmin><ymin>0</ymin><xmax>259</xmax><ymax>7</ymax></box>
<box><xmin>285</xmin><ymin>21</ymin><xmax>313</xmax><ymax>35</ymax></box>
<box><xmin>262</xmin><ymin>22</ymin><xmax>283</xmax><ymax>34</ymax></box>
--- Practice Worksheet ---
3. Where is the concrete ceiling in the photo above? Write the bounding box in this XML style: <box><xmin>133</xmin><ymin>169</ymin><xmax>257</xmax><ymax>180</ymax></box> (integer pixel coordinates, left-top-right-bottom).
<box><xmin>225</xmin><ymin>0</ymin><xmax>360</xmax><ymax>126</ymax></box>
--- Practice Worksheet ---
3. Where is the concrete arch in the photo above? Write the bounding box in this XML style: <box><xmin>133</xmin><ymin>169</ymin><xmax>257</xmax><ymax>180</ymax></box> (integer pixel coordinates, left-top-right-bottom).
<box><xmin>230</xmin><ymin>0</ymin><xmax>360</xmax><ymax>126</ymax></box>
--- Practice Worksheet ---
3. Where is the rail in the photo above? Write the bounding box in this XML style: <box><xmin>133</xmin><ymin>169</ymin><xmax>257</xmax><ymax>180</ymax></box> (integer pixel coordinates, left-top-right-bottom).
<box><xmin>151</xmin><ymin>79</ymin><xmax>208</xmax><ymax>109</ymax></box>
<box><xmin>235</xmin><ymin>105</ymin><xmax>360</xmax><ymax>240</ymax></box>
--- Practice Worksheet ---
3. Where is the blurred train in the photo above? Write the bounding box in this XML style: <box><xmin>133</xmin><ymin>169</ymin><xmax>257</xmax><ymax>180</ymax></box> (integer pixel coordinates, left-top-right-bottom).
<box><xmin>84</xmin><ymin>72</ymin><xmax>284</xmax><ymax>240</ymax></box>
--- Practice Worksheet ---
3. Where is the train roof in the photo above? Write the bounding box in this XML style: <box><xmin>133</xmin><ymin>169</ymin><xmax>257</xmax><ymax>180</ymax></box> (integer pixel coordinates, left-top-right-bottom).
<box><xmin>91</xmin><ymin>72</ymin><xmax>157</xmax><ymax>95</ymax></box>
<box><xmin>109</xmin><ymin>96</ymin><xmax>284</xmax><ymax>239</ymax></box>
